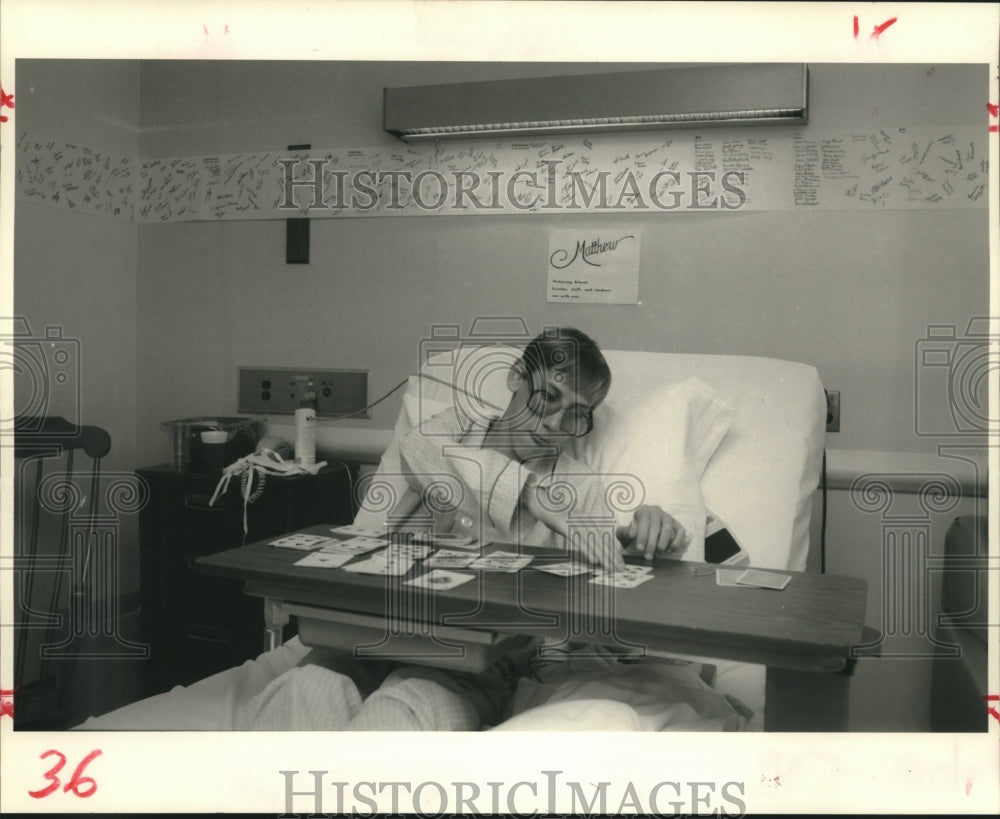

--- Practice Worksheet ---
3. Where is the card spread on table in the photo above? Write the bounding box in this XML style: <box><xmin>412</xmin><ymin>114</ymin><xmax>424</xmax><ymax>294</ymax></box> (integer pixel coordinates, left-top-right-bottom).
<box><xmin>293</xmin><ymin>551</ymin><xmax>355</xmax><ymax>569</ymax></box>
<box><xmin>405</xmin><ymin>570</ymin><xmax>475</xmax><ymax>590</ymax></box>
<box><xmin>534</xmin><ymin>561</ymin><xmax>592</xmax><ymax>577</ymax></box>
<box><xmin>269</xmin><ymin>533</ymin><xmax>333</xmax><ymax>550</ymax></box>
<box><xmin>425</xmin><ymin>549</ymin><xmax>478</xmax><ymax>568</ymax></box>
<box><xmin>590</xmin><ymin>565</ymin><xmax>654</xmax><ymax>588</ymax></box>
<box><xmin>471</xmin><ymin>551</ymin><xmax>533</xmax><ymax>572</ymax></box>
<box><xmin>388</xmin><ymin>530</ymin><xmax>482</xmax><ymax>550</ymax></box>
<box><xmin>341</xmin><ymin>554</ymin><xmax>415</xmax><ymax>576</ymax></box>
<box><xmin>330</xmin><ymin>524</ymin><xmax>388</xmax><ymax>540</ymax></box>
<box><xmin>385</xmin><ymin>542</ymin><xmax>433</xmax><ymax>559</ymax></box>
<box><xmin>592</xmin><ymin>564</ymin><xmax>652</xmax><ymax>578</ymax></box>
<box><xmin>320</xmin><ymin>536</ymin><xmax>387</xmax><ymax>556</ymax></box>
<box><xmin>735</xmin><ymin>569</ymin><xmax>792</xmax><ymax>590</ymax></box>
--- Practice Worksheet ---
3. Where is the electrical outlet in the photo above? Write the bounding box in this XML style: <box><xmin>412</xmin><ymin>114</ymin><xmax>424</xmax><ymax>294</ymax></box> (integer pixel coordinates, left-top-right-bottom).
<box><xmin>238</xmin><ymin>367</ymin><xmax>369</xmax><ymax>418</ymax></box>
<box><xmin>825</xmin><ymin>389</ymin><xmax>840</xmax><ymax>433</ymax></box>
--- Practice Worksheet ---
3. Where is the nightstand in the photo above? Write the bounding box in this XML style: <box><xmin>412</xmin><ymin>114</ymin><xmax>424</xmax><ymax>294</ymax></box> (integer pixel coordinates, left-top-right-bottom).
<box><xmin>136</xmin><ymin>462</ymin><xmax>356</xmax><ymax>695</ymax></box>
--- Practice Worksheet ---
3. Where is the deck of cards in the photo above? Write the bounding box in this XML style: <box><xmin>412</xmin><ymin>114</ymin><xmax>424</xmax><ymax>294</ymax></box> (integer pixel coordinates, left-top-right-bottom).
<box><xmin>733</xmin><ymin>568</ymin><xmax>792</xmax><ymax>590</ymax></box>
<box><xmin>714</xmin><ymin>567</ymin><xmax>747</xmax><ymax>587</ymax></box>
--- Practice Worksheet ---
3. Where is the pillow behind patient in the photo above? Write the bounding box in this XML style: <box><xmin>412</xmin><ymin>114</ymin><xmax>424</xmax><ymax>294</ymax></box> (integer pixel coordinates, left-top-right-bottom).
<box><xmin>574</xmin><ymin>378</ymin><xmax>735</xmax><ymax>563</ymax></box>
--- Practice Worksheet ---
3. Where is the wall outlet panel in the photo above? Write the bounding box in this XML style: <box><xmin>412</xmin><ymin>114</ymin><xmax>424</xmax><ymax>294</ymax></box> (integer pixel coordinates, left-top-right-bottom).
<box><xmin>238</xmin><ymin>367</ymin><xmax>369</xmax><ymax>418</ymax></box>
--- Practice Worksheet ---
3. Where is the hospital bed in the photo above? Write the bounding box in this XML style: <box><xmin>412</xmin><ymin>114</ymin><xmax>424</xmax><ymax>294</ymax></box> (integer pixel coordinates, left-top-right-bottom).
<box><xmin>76</xmin><ymin>345</ymin><xmax>830</xmax><ymax>731</ymax></box>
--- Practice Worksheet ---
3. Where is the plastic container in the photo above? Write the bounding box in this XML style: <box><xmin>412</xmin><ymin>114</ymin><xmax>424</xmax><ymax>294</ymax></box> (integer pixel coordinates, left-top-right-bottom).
<box><xmin>161</xmin><ymin>417</ymin><xmax>264</xmax><ymax>473</ymax></box>
<box><xmin>294</xmin><ymin>407</ymin><xmax>316</xmax><ymax>468</ymax></box>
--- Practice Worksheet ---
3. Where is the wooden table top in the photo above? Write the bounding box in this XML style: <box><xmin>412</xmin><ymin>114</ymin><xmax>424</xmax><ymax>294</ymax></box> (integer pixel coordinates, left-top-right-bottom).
<box><xmin>196</xmin><ymin>525</ymin><xmax>868</xmax><ymax>673</ymax></box>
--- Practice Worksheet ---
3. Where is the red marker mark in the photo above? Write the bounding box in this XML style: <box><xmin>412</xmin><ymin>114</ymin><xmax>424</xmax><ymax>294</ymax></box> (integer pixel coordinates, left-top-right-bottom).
<box><xmin>29</xmin><ymin>748</ymin><xmax>102</xmax><ymax>799</ymax></box>
<box><xmin>965</xmin><ymin>780</ymin><xmax>973</xmax><ymax>796</ymax></box>
<box><xmin>989</xmin><ymin>104</ymin><xmax>999</xmax><ymax>133</ymax></box>
<box><xmin>0</xmin><ymin>687</ymin><xmax>15</xmax><ymax>718</ymax></box>
<box><xmin>854</xmin><ymin>15</ymin><xmax>898</xmax><ymax>40</ymax></box>
<box><xmin>871</xmin><ymin>17</ymin><xmax>898</xmax><ymax>39</ymax></box>
<box><xmin>986</xmin><ymin>694</ymin><xmax>1000</xmax><ymax>723</ymax></box>
<box><xmin>0</xmin><ymin>86</ymin><xmax>14</xmax><ymax>123</ymax></box>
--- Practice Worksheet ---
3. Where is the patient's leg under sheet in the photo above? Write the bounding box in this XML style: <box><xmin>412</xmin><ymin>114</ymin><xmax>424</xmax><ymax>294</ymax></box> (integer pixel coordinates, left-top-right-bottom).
<box><xmin>508</xmin><ymin>646</ymin><xmax>753</xmax><ymax>732</ymax></box>
<box><xmin>74</xmin><ymin>637</ymin><xmax>312</xmax><ymax>731</ymax></box>
<box><xmin>239</xmin><ymin>665</ymin><xmax>497</xmax><ymax>731</ymax></box>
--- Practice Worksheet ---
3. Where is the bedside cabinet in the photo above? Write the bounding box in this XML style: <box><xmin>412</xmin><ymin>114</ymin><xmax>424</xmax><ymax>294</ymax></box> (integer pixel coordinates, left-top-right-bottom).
<box><xmin>136</xmin><ymin>462</ymin><xmax>356</xmax><ymax>695</ymax></box>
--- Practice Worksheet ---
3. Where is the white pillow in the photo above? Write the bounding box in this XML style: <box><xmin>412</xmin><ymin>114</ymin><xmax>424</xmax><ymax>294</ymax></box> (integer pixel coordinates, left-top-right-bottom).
<box><xmin>573</xmin><ymin>378</ymin><xmax>735</xmax><ymax>562</ymax></box>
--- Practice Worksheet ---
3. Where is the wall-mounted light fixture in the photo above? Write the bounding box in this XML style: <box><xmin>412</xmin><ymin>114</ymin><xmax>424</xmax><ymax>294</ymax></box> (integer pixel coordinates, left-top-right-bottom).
<box><xmin>384</xmin><ymin>63</ymin><xmax>808</xmax><ymax>143</ymax></box>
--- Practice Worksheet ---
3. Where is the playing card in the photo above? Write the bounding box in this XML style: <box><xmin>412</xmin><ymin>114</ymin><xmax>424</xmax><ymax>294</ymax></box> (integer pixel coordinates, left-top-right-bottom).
<box><xmin>330</xmin><ymin>524</ymin><xmax>388</xmax><ymax>540</ymax></box>
<box><xmin>269</xmin><ymin>533</ymin><xmax>333</xmax><ymax>550</ymax></box>
<box><xmin>320</xmin><ymin>536</ymin><xmax>387</xmax><ymax>556</ymax></box>
<box><xmin>470</xmin><ymin>552</ymin><xmax>532</xmax><ymax>572</ymax></box>
<box><xmin>590</xmin><ymin>564</ymin><xmax>653</xmax><ymax>582</ymax></box>
<box><xmin>590</xmin><ymin>566</ymin><xmax>653</xmax><ymax>589</ymax></box>
<box><xmin>385</xmin><ymin>542</ymin><xmax>433</xmax><ymax>559</ymax></box>
<box><xmin>293</xmin><ymin>551</ymin><xmax>355</xmax><ymax>569</ymax></box>
<box><xmin>735</xmin><ymin>569</ymin><xmax>792</xmax><ymax>590</ymax></box>
<box><xmin>425</xmin><ymin>549</ymin><xmax>478</xmax><ymax>568</ymax></box>
<box><xmin>534</xmin><ymin>562</ymin><xmax>591</xmax><ymax>577</ymax></box>
<box><xmin>341</xmin><ymin>554</ymin><xmax>415</xmax><ymax>576</ymax></box>
<box><xmin>387</xmin><ymin>531</ymin><xmax>481</xmax><ymax>550</ymax></box>
<box><xmin>404</xmin><ymin>570</ymin><xmax>475</xmax><ymax>590</ymax></box>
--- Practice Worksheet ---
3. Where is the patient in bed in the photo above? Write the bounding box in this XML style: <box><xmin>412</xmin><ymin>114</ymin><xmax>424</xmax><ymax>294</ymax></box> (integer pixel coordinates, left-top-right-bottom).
<box><xmin>392</xmin><ymin>326</ymin><xmax>689</xmax><ymax>567</ymax></box>
<box><xmin>231</xmin><ymin>327</ymin><xmax>748</xmax><ymax>731</ymax></box>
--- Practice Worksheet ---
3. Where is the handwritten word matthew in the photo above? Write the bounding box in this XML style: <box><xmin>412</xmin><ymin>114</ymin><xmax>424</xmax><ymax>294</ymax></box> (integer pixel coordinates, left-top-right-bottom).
<box><xmin>550</xmin><ymin>235</ymin><xmax>635</xmax><ymax>269</ymax></box>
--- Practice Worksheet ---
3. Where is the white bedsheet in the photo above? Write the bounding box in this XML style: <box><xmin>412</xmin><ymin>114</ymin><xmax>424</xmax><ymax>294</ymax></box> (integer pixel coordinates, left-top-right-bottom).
<box><xmin>76</xmin><ymin>638</ymin><xmax>310</xmax><ymax>731</ymax></box>
<box><xmin>77</xmin><ymin>638</ymin><xmax>761</xmax><ymax>732</ymax></box>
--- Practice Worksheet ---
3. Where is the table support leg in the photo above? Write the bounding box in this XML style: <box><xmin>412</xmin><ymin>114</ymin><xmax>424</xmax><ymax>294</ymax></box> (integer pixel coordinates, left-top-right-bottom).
<box><xmin>264</xmin><ymin>598</ymin><xmax>290</xmax><ymax>651</ymax></box>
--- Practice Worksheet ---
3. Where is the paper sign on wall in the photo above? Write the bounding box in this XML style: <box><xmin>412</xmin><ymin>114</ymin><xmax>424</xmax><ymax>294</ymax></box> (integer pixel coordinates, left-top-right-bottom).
<box><xmin>547</xmin><ymin>230</ymin><xmax>640</xmax><ymax>304</ymax></box>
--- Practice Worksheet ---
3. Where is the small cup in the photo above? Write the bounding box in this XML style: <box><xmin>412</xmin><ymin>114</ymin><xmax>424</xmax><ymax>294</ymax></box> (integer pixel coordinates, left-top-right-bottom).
<box><xmin>200</xmin><ymin>430</ymin><xmax>229</xmax><ymax>474</ymax></box>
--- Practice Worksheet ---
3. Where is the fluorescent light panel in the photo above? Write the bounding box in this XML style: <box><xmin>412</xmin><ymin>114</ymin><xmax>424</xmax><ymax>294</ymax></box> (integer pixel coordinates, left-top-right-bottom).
<box><xmin>384</xmin><ymin>64</ymin><xmax>808</xmax><ymax>142</ymax></box>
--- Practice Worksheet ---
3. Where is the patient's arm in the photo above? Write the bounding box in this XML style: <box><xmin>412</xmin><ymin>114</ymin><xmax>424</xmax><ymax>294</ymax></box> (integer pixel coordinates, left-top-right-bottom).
<box><xmin>399</xmin><ymin>410</ymin><xmax>623</xmax><ymax>570</ymax></box>
<box><xmin>398</xmin><ymin>410</ymin><xmax>531</xmax><ymax>539</ymax></box>
<box><xmin>520</xmin><ymin>473</ymin><xmax>625</xmax><ymax>572</ymax></box>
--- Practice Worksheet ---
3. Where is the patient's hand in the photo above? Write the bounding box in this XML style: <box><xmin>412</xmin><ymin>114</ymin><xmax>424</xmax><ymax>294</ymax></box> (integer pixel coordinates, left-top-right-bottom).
<box><xmin>616</xmin><ymin>505</ymin><xmax>688</xmax><ymax>561</ymax></box>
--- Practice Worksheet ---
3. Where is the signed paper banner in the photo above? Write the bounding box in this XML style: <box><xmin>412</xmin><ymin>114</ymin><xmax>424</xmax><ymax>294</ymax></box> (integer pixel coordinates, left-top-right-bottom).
<box><xmin>547</xmin><ymin>230</ymin><xmax>640</xmax><ymax>304</ymax></box>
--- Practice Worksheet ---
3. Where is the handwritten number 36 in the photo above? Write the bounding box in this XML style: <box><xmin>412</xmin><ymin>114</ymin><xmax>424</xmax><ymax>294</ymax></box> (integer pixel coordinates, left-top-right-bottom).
<box><xmin>29</xmin><ymin>748</ymin><xmax>102</xmax><ymax>798</ymax></box>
